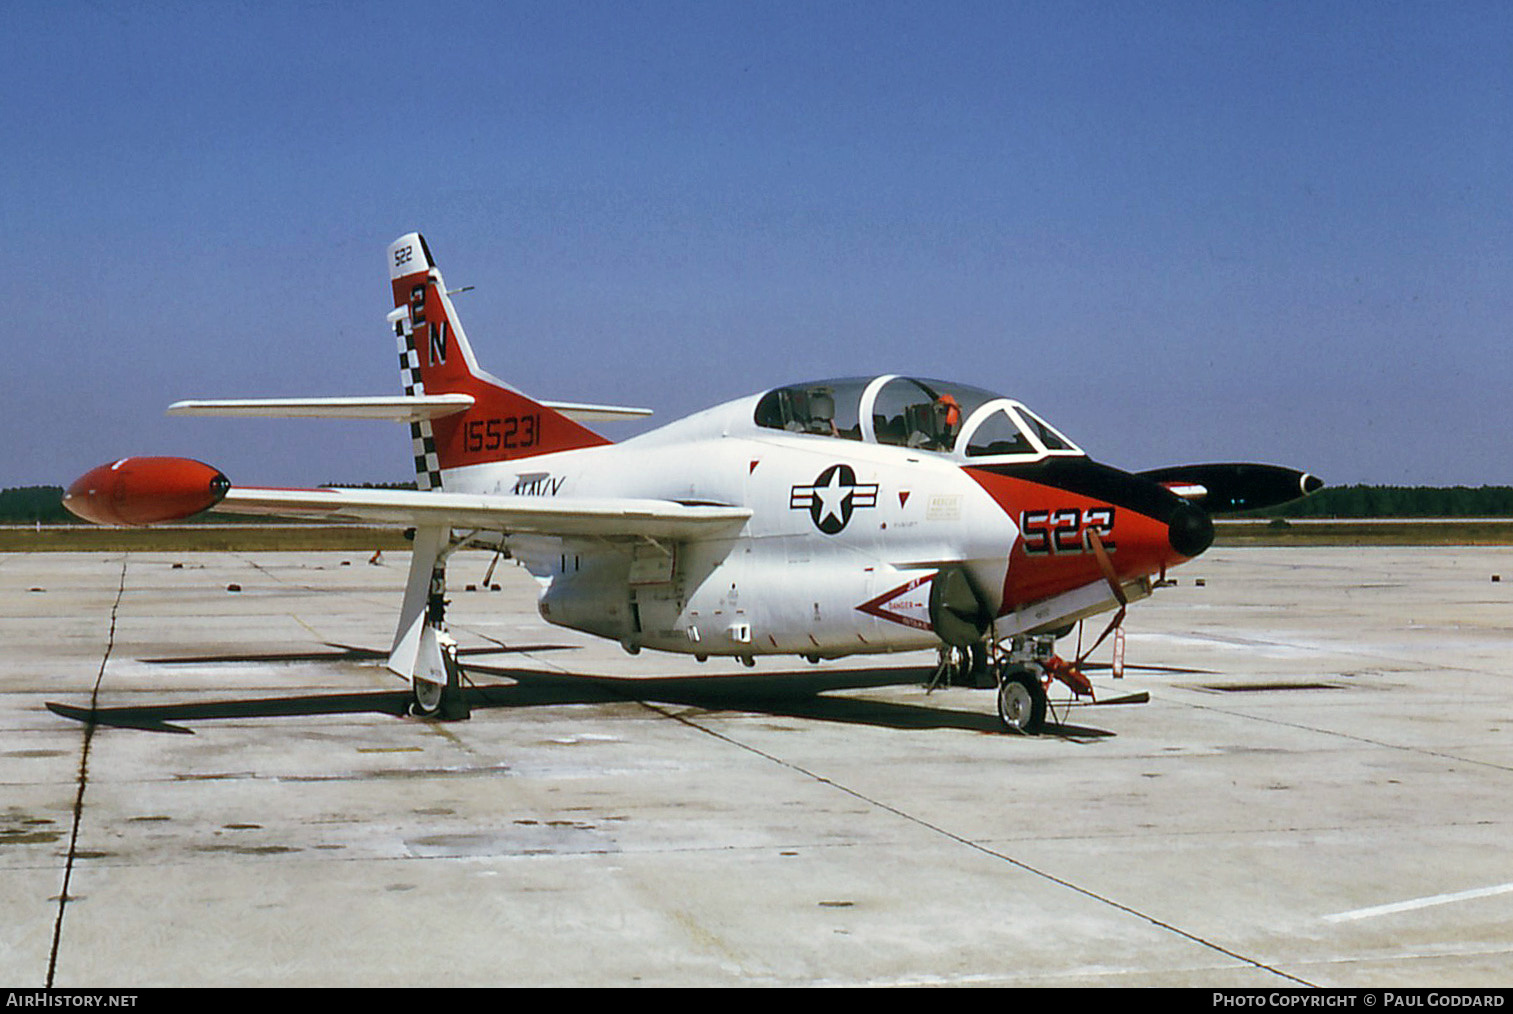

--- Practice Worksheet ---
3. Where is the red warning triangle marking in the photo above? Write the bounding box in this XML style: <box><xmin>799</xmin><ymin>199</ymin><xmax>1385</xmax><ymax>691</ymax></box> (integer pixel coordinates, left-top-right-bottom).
<box><xmin>898</xmin><ymin>490</ymin><xmax>911</xmax><ymax>507</ymax></box>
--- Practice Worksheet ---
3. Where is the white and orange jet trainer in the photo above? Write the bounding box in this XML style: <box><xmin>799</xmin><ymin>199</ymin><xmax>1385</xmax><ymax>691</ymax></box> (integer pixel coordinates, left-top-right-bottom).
<box><xmin>64</xmin><ymin>233</ymin><xmax>1321</xmax><ymax>731</ymax></box>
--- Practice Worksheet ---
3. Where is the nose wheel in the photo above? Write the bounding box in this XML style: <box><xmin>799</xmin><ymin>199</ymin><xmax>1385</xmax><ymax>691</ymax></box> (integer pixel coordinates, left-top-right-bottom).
<box><xmin>996</xmin><ymin>664</ymin><xmax>1047</xmax><ymax>734</ymax></box>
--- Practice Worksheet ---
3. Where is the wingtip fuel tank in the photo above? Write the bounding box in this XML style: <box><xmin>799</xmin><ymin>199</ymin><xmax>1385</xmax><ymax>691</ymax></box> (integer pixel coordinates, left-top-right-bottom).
<box><xmin>64</xmin><ymin>457</ymin><xmax>230</xmax><ymax>526</ymax></box>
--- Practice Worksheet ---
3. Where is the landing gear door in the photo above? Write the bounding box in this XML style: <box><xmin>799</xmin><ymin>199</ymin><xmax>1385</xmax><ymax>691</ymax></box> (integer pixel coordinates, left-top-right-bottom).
<box><xmin>629</xmin><ymin>541</ymin><xmax>675</xmax><ymax>586</ymax></box>
<box><xmin>929</xmin><ymin>565</ymin><xmax>991</xmax><ymax>647</ymax></box>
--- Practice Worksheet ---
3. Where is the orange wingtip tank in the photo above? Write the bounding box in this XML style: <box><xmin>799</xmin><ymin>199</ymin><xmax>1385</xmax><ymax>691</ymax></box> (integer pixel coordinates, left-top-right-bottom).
<box><xmin>64</xmin><ymin>457</ymin><xmax>230</xmax><ymax>526</ymax></box>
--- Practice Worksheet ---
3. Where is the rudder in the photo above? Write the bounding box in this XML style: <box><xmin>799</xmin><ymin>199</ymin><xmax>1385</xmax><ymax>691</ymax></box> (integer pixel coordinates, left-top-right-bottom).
<box><xmin>387</xmin><ymin>233</ymin><xmax>608</xmax><ymax>488</ymax></box>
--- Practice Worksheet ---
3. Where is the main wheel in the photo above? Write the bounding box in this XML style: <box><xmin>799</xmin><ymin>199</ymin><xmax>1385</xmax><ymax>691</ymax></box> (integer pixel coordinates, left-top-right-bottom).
<box><xmin>997</xmin><ymin>667</ymin><xmax>1047</xmax><ymax>734</ymax></box>
<box><xmin>411</xmin><ymin>677</ymin><xmax>444</xmax><ymax>717</ymax></box>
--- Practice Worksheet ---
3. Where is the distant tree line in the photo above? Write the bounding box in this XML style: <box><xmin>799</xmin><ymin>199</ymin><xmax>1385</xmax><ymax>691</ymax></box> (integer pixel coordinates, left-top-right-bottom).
<box><xmin>1248</xmin><ymin>484</ymin><xmax>1513</xmax><ymax>519</ymax></box>
<box><xmin>0</xmin><ymin>482</ymin><xmax>416</xmax><ymax>525</ymax></box>
<box><xmin>0</xmin><ymin>486</ymin><xmax>72</xmax><ymax>524</ymax></box>
<box><xmin>323</xmin><ymin>481</ymin><xmax>418</xmax><ymax>490</ymax></box>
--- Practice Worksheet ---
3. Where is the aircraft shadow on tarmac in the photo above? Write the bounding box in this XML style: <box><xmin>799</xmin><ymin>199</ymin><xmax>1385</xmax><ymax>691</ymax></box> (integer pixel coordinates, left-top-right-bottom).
<box><xmin>136</xmin><ymin>641</ymin><xmax>574</xmax><ymax>665</ymax></box>
<box><xmin>43</xmin><ymin>646</ymin><xmax>1130</xmax><ymax>740</ymax></box>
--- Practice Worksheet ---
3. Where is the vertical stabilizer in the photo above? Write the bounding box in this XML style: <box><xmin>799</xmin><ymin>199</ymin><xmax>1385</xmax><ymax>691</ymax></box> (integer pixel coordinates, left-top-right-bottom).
<box><xmin>388</xmin><ymin>233</ymin><xmax>609</xmax><ymax>488</ymax></box>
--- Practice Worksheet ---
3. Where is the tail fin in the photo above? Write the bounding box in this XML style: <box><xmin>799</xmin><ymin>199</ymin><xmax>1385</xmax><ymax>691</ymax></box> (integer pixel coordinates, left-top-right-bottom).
<box><xmin>388</xmin><ymin>233</ymin><xmax>609</xmax><ymax>489</ymax></box>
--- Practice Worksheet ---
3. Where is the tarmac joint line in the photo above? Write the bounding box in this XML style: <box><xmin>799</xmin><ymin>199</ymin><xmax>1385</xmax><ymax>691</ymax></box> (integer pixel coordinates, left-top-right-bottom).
<box><xmin>46</xmin><ymin>556</ymin><xmax>127</xmax><ymax>988</ymax></box>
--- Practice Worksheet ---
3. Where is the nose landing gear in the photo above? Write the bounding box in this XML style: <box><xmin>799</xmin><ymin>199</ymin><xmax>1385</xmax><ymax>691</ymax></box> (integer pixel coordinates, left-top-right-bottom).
<box><xmin>987</xmin><ymin>629</ymin><xmax>1151</xmax><ymax>733</ymax></box>
<box><xmin>989</xmin><ymin>633</ymin><xmax>1101</xmax><ymax>734</ymax></box>
<box><xmin>995</xmin><ymin>664</ymin><xmax>1047</xmax><ymax>734</ymax></box>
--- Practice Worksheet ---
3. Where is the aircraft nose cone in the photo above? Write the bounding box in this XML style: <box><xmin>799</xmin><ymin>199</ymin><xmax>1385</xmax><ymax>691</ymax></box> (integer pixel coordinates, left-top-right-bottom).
<box><xmin>1168</xmin><ymin>501</ymin><xmax>1214</xmax><ymax>559</ymax></box>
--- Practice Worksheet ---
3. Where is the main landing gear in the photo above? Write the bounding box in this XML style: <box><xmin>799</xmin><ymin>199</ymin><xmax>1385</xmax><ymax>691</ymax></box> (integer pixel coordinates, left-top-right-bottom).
<box><xmin>391</xmin><ymin>527</ymin><xmax>471</xmax><ymax>721</ymax></box>
<box><xmin>930</xmin><ymin>643</ymin><xmax>994</xmax><ymax>689</ymax></box>
<box><xmin>409</xmin><ymin>640</ymin><xmax>470</xmax><ymax>721</ymax></box>
<box><xmin>406</xmin><ymin>569</ymin><xmax>471</xmax><ymax>720</ymax></box>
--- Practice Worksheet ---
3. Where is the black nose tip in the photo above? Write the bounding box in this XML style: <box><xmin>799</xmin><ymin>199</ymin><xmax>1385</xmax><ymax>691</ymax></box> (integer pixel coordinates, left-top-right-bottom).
<box><xmin>1168</xmin><ymin>502</ymin><xmax>1214</xmax><ymax>558</ymax></box>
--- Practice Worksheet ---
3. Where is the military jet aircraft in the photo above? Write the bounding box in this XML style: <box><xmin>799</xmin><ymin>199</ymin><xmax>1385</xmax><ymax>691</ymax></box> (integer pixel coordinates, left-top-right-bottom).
<box><xmin>64</xmin><ymin>233</ymin><xmax>1321</xmax><ymax>731</ymax></box>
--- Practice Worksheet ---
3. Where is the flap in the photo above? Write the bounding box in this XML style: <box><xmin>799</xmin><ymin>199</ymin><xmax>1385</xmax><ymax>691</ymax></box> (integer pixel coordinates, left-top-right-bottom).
<box><xmin>217</xmin><ymin>486</ymin><xmax>750</xmax><ymax>540</ymax></box>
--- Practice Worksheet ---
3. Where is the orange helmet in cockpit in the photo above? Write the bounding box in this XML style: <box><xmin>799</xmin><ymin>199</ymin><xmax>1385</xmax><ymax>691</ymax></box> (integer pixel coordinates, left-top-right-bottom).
<box><xmin>937</xmin><ymin>393</ymin><xmax>961</xmax><ymax>430</ymax></box>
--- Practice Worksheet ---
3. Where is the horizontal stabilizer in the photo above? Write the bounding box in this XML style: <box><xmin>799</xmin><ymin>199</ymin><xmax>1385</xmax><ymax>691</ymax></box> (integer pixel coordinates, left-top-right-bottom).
<box><xmin>538</xmin><ymin>400</ymin><xmax>653</xmax><ymax>422</ymax></box>
<box><xmin>168</xmin><ymin>396</ymin><xmax>651</xmax><ymax>424</ymax></box>
<box><xmin>168</xmin><ymin>396</ymin><xmax>475</xmax><ymax>422</ymax></box>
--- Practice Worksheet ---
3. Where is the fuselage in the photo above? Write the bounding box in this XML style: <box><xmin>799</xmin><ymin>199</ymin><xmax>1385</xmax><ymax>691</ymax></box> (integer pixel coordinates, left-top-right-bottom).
<box><xmin>439</xmin><ymin>376</ymin><xmax>1212</xmax><ymax>660</ymax></box>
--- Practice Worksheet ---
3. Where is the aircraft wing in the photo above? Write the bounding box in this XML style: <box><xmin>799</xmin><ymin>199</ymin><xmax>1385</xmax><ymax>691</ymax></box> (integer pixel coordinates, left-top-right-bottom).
<box><xmin>217</xmin><ymin>486</ymin><xmax>750</xmax><ymax>540</ymax></box>
<box><xmin>63</xmin><ymin>457</ymin><xmax>749</xmax><ymax>540</ymax></box>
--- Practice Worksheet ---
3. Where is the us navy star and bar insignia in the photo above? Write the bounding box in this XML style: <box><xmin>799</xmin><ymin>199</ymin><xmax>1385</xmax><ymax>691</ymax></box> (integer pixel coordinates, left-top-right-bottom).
<box><xmin>790</xmin><ymin>464</ymin><xmax>879</xmax><ymax>534</ymax></box>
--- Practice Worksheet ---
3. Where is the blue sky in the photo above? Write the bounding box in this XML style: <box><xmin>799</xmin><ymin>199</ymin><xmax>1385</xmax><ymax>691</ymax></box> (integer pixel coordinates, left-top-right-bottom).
<box><xmin>6</xmin><ymin>1</ymin><xmax>1510</xmax><ymax>487</ymax></box>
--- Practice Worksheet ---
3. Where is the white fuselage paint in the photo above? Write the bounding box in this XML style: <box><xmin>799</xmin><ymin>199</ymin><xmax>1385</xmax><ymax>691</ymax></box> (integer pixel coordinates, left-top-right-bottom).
<box><xmin>441</xmin><ymin>393</ymin><xmax>1018</xmax><ymax>658</ymax></box>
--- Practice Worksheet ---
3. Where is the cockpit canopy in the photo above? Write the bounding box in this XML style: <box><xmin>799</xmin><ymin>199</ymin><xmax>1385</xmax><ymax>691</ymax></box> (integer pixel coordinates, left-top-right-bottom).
<box><xmin>753</xmin><ymin>375</ymin><xmax>1083</xmax><ymax>462</ymax></box>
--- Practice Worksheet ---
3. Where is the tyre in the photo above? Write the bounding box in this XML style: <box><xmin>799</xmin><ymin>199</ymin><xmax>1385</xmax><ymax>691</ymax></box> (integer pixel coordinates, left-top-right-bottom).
<box><xmin>411</xmin><ymin>677</ymin><xmax>444</xmax><ymax>717</ymax></box>
<box><xmin>997</xmin><ymin>666</ymin><xmax>1047</xmax><ymax>734</ymax></box>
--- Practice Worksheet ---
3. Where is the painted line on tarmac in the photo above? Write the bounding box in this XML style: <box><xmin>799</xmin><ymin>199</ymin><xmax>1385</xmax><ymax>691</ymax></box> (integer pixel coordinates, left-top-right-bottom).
<box><xmin>1324</xmin><ymin>881</ymin><xmax>1513</xmax><ymax>923</ymax></box>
